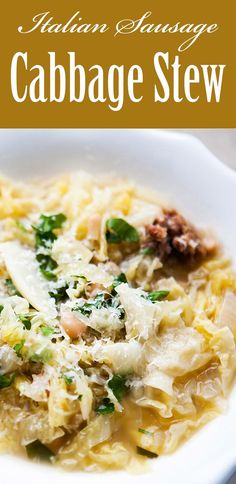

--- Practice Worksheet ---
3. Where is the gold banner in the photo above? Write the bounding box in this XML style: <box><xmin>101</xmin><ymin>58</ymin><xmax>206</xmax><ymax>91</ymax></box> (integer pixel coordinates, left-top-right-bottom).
<box><xmin>0</xmin><ymin>0</ymin><xmax>235</xmax><ymax>127</ymax></box>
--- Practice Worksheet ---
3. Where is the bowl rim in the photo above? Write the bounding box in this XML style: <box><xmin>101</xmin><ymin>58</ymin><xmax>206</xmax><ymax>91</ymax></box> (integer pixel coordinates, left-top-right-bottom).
<box><xmin>0</xmin><ymin>128</ymin><xmax>236</xmax><ymax>484</ymax></box>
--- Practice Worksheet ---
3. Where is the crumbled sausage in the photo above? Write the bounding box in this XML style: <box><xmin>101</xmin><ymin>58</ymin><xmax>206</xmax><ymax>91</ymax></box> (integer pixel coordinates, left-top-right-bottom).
<box><xmin>143</xmin><ymin>210</ymin><xmax>215</xmax><ymax>261</ymax></box>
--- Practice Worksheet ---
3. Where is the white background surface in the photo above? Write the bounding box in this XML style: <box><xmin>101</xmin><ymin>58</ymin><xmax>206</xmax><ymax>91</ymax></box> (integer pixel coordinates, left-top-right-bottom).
<box><xmin>175</xmin><ymin>130</ymin><xmax>236</xmax><ymax>171</ymax></box>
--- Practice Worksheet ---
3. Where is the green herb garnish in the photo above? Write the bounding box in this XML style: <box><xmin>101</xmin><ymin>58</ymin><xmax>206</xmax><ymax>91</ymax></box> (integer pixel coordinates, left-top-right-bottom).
<box><xmin>15</xmin><ymin>219</ymin><xmax>28</xmax><ymax>233</ymax></box>
<box><xmin>146</xmin><ymin>290</ymin><xmax>169</xmax><ymax>302</ymax></box>
<box><xmin>19</xmin><ymin>315</ymin><xmax>32</xmax><ymax>330</ymax></box>
<box><xmin>108</xmin><ymin>374</ymin><xmax>129</xmax><ymax>402</ymax></box>
<box><xmin>40</xmin><ymin>325</ymin><xmax>55</xmax><ymax>337</ymax></box>
<box><xmin>30</xmin><ymin>349</ymin><xmax>53</xmax><ymax>364</ymax></box>
<box><xmin>34</xmin><ymin>213</ymin><xmax>66</xmax><ymax>280</ymax></box>
<box><xmin>140</xmin><ymin>247</ymin><xmax>155</xmax><ymax>256</ymax></box>
<box><xmin>138</xmin><ymin>428</ymin><xmax>153</xmax><ymax>436</ymax></box>
<box><xmin>37</xmin><ymin>213</ymin><xmax>66</xmax><ymax>233</ymax></box>
<box><xmin>136</xmin><ymin>446</ymin><xmax>158</xmax><ymax>458</ymax></box>
<box><xmin>36</xmin><ymin>254</ymin><xmax>58</xmax><ymax>281</ymax></box>
<box><xmin>26</xmin><ymin>440</ymin><xmax>54</xmax><ymax>462</ymax></box>
<box><xmin>74</xmin><ymin>275</ymin><xmax>88</xmax><ymax>281</ymax></box>
<box><xmin>13</xmin><ymin>339</ymin><xmax>25</xmax><ymax>357</ymax></box>
<box><xmin>0</xmin><ymin>372</ymin><xmax>16</xmax><ymax>389</ymax></box>
<box><xmin>35</xmin><ymin>230</ymin><xmax>57</xmax><ymax>250</ymax></box>
<box><xmin>77</xmin><ymin>394</ymin><xmax>83</xmax><ymax>401</ymax></box>
<box><xmin>74</xmin><ymin>293</ymin><xmax>107</xmax><ymax>317</ymax></box>
<box><xmin>73</xmin><ymin>292</ymin><xmax>125</xmax><ymax>320</ymax></box>
<box><xmin>112</xmin><ymin>273</ymin><xmax>127</xmax><ymax>291</ymax></box>
<box><xmin>63</xmin><ymin>374</ymin><xmax>74</xmax><ymax>385</ymax></box>
<box><xmin>0</xmin><ymin>305</ymin><xmax>4</xmax><ymax>313</ymax></box>
<box><xmin>34</xmin><ymin>213</ymin><xmax>66</xmax><ymax>250</ymax></box>
<box><xmin>5</xmin><ymin>278</ymin><xmax>19</xmax><ymax>296</ymax></box>
<box><xmin>106</xmin><ymin>218</ymin><xmax>139</xmax><ymax>244</ymax></box>
<box><xmin>49</xmin><ymin>283</ymin><xmax>69</xmax><ymax>302</ymax></box>
<box><xmin>95</xmin><ymin>398</ymin><xmax>115</xmax><ymax>414</ymax></box>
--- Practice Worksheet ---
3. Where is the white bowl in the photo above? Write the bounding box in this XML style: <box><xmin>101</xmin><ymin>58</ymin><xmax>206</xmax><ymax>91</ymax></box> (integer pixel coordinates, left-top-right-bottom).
<box><xmin>0</xmin><ymin>129</ymin><xmax>235</xmax><ymax>484</ymax></box>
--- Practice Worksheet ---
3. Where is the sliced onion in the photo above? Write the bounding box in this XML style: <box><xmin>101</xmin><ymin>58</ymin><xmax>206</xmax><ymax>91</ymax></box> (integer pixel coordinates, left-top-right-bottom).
<box><xmin>0</xmin><ymin>242</ymin><xmax>56</xmax><ymax>318</ymax></box>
